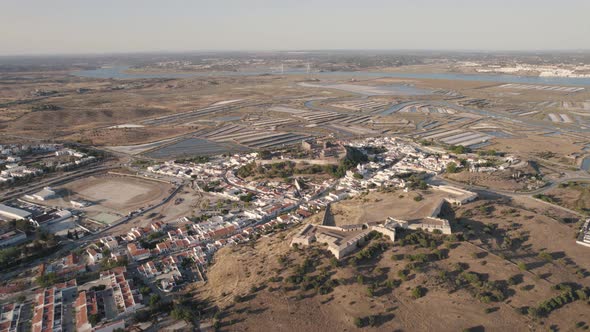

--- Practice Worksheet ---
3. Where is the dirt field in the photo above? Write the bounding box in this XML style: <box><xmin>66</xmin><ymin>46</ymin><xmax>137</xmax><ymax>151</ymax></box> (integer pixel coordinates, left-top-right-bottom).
<box><xmin>490</xmin><ymin>134</ymin><xmax>583</xmax><ymax>155</ymax></box>
<box><xmin>92</xmin><ymin>186</ymin><xmax>223</xmax><ymax>240</ymax></box>
<box><xmin>326</xmin><ymin>190</ymin><xmax>449</xmax><ymax>226</ymax></box>
<box><xmin>48</xmin><ymin>174</ymin><xmax>173</xmax><ymax>214</ymax></box>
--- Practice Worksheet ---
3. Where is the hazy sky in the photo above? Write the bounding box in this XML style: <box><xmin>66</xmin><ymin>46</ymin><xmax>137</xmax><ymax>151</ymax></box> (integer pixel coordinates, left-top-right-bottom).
<box><xmin>2</xmin><ymin>0</ymin><xmax>589</xmax><ymax>55</ymax></box>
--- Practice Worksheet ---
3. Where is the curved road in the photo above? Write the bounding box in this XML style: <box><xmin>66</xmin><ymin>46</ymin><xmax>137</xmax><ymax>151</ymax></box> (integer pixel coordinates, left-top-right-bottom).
<box><xmin>430</xmin><ymin>174</ymin><xmax>590</xmax><ymax>196</ymax></box>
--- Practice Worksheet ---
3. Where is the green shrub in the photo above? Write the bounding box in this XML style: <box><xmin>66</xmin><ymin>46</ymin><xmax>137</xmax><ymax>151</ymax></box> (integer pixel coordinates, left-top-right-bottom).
<box><xmin>538</xmin><ymin>251</ymin><xmax>553</xmax><ymax>262</ymax></box>
<box><xmin>354</xmin><ymin>317</ymin><xmax>364</xmax><ymax>328</ymax></box>
<box><xmin>411</xmin><ymin>286</ymin><xmax>426</xmax><ymax>299</ymax></box>
<box><xmin>357</xmin><ymin>275</ymin><xmax>364</xmax><ymax>285</ymax></box>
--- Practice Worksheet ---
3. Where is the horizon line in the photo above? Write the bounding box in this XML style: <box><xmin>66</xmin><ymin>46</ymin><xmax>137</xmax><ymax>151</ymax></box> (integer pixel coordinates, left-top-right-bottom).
<box><xmin>2</xmin><ymin>48</ymin><xmax>590</xmax><ymax>58</ymax></box>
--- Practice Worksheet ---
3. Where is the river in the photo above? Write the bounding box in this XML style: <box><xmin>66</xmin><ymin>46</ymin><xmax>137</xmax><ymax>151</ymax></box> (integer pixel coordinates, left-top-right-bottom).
<box><xmin>72</xmin><ymin>66</ymin><xmax>590</xmax><ymax>86</ymax></box>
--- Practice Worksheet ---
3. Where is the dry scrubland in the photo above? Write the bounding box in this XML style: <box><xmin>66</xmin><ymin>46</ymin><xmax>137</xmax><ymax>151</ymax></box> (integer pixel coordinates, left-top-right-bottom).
<box><xmin>445</xmin><ymin>162</ymin><xmax>541</xmax><ymax>192</ymax></box>
<box><xmin>543</xmin><ymin>181</ymin><xmax>590</xmax><ymax>214</ymax></box>
<box><xmin>195</xmin><ymin>192</ymin><xmax>590</xmax><ymax>332</ymax></box>
<box><xmin>63</xmin><ymin>126</ymin><xmax>195</xmax><ymax>146</ymax></box>
<box><xmin>0</xmin><ymin>74</ymin><xmax>326</xmax><ymax>143</ymax></box>
<box><xmin>3</xmin><ymin>78</ymin><xmax>219</xmax><ymax>138</ymax></box>
<box><xmin>491</xmin><ymin>135</ymin><xmax>583</xmax><ymax>156</ymax></box>
<box><xmin>3</xmin><ymin>68</ymin><xmax>589</xmax><ymax>160</ymax></box>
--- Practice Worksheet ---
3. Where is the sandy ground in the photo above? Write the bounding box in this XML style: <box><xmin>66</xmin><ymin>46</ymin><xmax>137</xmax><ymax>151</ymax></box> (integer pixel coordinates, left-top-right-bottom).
<box><xmin>94</xmin><ymin>187</ymin><xmax>216</xmax><ymax>239</ymax></box>
<box><xmin>328</xmin><ymin>190</ymin><xmax>451</xmax><ymax>225</ymax></box>
<box><xmin>47</xmin><ymin>174</ymin><xmax>173</xmax><ymax>214</ymax></box>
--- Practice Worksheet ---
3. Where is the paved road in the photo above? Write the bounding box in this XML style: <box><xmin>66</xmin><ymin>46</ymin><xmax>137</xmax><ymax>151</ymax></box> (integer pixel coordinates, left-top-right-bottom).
<box><xmin>430</xmin><ymin>174</ymin><xmax>590</xmax><ymax>197</ymax></box>
<box><xmin>0</xmin><ymin>182</ymin><xmax>186</xmax><ymax>282</ymax></box>
<box><xmin>428</xmin><ymin>174</ymin><xmax>589</xmax><ymax>218</ymax></box>
<box><xmin>0</xmin><ymin>164</ymin><xmax>118</xmax><ymax>201</ymax></box>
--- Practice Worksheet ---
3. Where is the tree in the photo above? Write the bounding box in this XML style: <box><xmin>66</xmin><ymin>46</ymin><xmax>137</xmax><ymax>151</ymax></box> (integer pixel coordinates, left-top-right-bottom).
<box><xmin>478</xmin><ymin>149</ymin><xmax>498</xmax><ymax>157</ymax></box>
<box><xmin>538</xmin><ymin>251</ymin><xmax>553</xmax><ymax>262</ymax></box>
<box><xmin>259</xmin><ymin>150</ymin><xmax>272</xmax><ymax>159</ymax></box>
<box><xmin>357</xmin><ymin>275</ymin><xmax>364</xmax><ymax>285</ymax></box>
<box><xmin>448</xmin><ymin>145</ymin><xmax>471</xmax><ymax>154</ymax></box>
<box><xmin>149</xmin><ymin>294</ymin><xmax>161</xmax><ymax>308</ymax></box>
<box><xmin>134</xmin><ymin>310</ymin><xmax>151</xmax><ymax>322</ymax></box>
<box><xmin>89</xmin><ymin>314</ymin><xmax>100</xmax><ymax>325</ymax></box>
<box><xmin>419</xmin><ymin>139</ymin><xmax>433</xmax><ymax>146</ymax></box>
<box><xmin>180</xmin><ymin>257</ymin><xmax>194</xmax><ymax>269</ymax></box>
<box><xmin>411</xmin><ymin>286</ymin><xmax>426</xmax><ymax>299</ymax></box>
<box><xmin>446</xmin><ymin>162</ymin><xmax>458</xmax><ymax>173</ymax></box>
<box><xmin>36</xmin><ymin>272</ymin><xmax>59</xmax><ymax>287</ymax></box>
<box><xmin>329</xmin><ymin>257</ymin><xmax>339</xmax><ymax>268</ymax></box>
<box><xmin>527</xmin><ymin>307</ymin><xmax>540</xmax><ymax>318</ymax></box>
<box><xmin>171</xmin><ymin>305</ymin><xmax>193</xmax><ymax>323</ymax></box>
<box><xmin>148</xmin><ymin>232</ymin><xmax>163</xmax><ymax>241</ymax></box>
<box><xmin>354</xmin><ymin>317</ymin><xmax>364</xmax><ymax>328</ymax></box>
<box><xmin>239</xmin><ymin>192</ymin><xmax>255</xmax><ymax>202</ymax></box>
<box><xmin>397</xmin><ymin>269</ymin><xmax>408</xmax><ymax>281</ymax></box>
<box><xmin>91</xmin><ymin>285</ymin><xmax>107</xmax><ymax>292</ymax></box>
<box><xmin>0</xmin><ymin>247</ymin><xmax>19</xmax><ymax>268</ymax></box>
